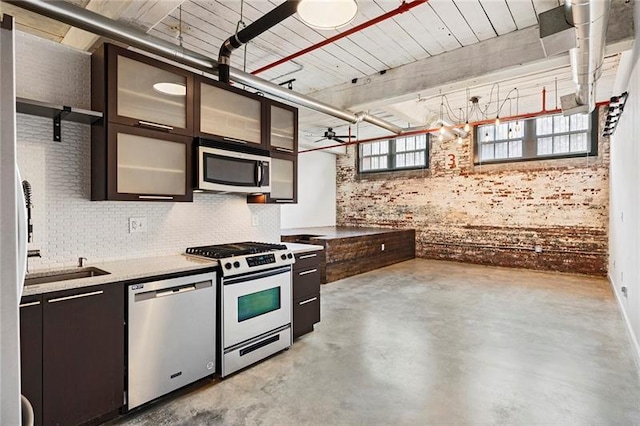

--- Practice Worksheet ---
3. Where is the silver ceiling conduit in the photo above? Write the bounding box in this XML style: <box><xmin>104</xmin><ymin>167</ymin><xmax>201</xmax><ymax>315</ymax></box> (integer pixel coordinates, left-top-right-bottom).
<box><xmin>565</xmin><ymin>0</ymin><xmax>611</xmax><ymax>112</ymax></box>
<box><xmin>4</xmin><ymin>0</ymin><xmax>403</xmax><ymax>134</ymax></box>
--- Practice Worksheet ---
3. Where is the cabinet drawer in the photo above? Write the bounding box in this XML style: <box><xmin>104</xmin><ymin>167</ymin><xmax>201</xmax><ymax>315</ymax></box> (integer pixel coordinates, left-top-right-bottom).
<box><xmin>293</xmin><ymin>293</ymin><xmax>320</xmax><ymax>340</ymax></box>
<box><xmin>293</xmin><ymin>267</ymin><xmax>320</xmax><ymax>300</ymax></box>
<box><xmin>294</xmin><ymin>251</ymin><xmax>321</xmax><ymax>270</ymax></box>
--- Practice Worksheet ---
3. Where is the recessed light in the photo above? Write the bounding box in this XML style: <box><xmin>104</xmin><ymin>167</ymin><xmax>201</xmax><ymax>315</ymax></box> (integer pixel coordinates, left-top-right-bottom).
<box><xmin>152</xmin><ymin>82</ymin><xmax>186</xmax><ymax>96</ymax></box>
<box><xmin>297</xmin><ymin>0</ymin><xmax>358</xmax><ymax>30</ymax></box>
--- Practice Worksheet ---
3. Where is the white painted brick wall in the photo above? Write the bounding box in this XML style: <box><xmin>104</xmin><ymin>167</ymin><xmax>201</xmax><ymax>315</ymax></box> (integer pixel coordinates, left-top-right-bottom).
<box><xmin>15</xmin><ymin>32</ymin><xmax>280</xmax><ymax>270</ymax></box>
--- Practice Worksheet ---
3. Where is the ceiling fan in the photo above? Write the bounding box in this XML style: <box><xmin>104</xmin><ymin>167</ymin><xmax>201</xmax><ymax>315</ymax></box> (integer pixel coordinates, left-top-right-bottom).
<box><xmin>312</xmin><ymin>127</ymin><xmax>355</xmax><ymax>144</ymax></box>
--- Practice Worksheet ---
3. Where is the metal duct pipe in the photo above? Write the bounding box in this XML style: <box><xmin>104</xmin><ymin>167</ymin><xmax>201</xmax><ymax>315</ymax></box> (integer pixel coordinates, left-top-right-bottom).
<box><xmin>219</xmin><ymin>0</ymin><xmax>299</xmax><ymax>83</ymax></box>
<box><xmin>4</xmin><ymin>0</ymin><xmax>403</xmax><ymax>134</ymax></box>
<box><xmin>566</xmin><ymin>0</ymin><xmax>611</xmax><ymax>112</ymax></box>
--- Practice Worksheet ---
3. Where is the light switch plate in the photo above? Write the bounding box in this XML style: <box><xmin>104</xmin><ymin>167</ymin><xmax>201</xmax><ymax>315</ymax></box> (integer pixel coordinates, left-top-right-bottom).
<box><xmin>252</xmin><ymin>214</ymin><xmax>259</xmax><ymax>226</ymax></box>
<box><xmin>129</xmin><ymin>217</ymin><xmax>147</xmax><ymax>233</ymax></box>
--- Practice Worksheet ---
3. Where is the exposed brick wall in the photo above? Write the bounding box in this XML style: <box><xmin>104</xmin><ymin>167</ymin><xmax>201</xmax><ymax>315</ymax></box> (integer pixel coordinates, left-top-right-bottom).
<box><xmin>336</xmin><ymin>110</ymin><xmax>609</xmax><ymax>276</ymax></box>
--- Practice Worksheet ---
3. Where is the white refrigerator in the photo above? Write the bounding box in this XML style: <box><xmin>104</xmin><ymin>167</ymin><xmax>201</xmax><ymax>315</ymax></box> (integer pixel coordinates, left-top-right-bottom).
<box><xmin>0</xmin><ymin>14</ymin><xmax>29</xmax><ymax>426</ymax></box>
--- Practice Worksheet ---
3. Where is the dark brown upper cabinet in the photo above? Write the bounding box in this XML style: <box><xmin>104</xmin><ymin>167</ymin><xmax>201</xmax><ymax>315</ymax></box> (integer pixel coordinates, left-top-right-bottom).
<box><xmin>248</xmin><ymin>151</ymin><xmax>297</xmax><ymax>204</ymax></box>
<box><xmin>267</xmin><ymin>100</ymin><xmax>298</xmax><ymax>154</ymax></box>
<box><xmin>93</xmin><ymin>43</ymin><xmax>194</xmax><ymax>136</ymax></box>
<box><xmin>195</xmin><ymin>76</ymin><xmax>265</xmax><ymax>147</ymax></box>
<box><xmin>92</xmin><ymin>44</ymin><xmax>194</xmax><ymax>201</ymax></box>
<box><xmin>92</xmin><ymin>123</ymin><xmax>193</xmax><ymax>202</ymax></box>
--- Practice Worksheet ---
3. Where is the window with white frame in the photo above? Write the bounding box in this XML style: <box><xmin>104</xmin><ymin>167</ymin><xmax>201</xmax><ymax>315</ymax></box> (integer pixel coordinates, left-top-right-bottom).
<box><xmin>475</xmin><ymin>111</ymin><xmax>596</xmax><ymax>163</ymax></box>
<box><xmin>359</xmin><ymin>134</ymin><xmax>428</xmax><ymax>173</ymax></box>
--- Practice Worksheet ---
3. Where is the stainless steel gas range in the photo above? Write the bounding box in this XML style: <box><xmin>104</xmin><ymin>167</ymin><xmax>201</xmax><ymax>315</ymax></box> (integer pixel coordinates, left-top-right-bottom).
<box><xmin>185</xmin><ymin>242</ymin><xmax>294</xmax><ymax>377</ymax></box>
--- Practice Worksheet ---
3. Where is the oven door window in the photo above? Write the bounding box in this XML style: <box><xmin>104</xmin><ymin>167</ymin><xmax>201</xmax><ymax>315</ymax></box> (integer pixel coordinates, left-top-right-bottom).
<box><xmin>238</xmin><ymin>287</ymin><xmax>281</xmax><ymax>322</ymax></box>
<box><xmin>204</xmin><ymin>153</ymin><xmax>257</xmax><ymax>187</ymax></box>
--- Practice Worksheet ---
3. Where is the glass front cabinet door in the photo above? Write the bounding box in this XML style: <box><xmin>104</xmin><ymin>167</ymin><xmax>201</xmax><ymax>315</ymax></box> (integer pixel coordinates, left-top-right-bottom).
<box><xmin>269</xmin><ymin>103</ymin><xmax>297</xmax><ymax>153</ymax></box>
<box><xmin>248</xmin><ymin>152</ymin><xmax>297</xmax><ymax>204</ymax></box>
<box><xmin>92</xmin><ymin>124</ymin><xmax>192</xmax><ymax>202</ymax></box>
<box><xmin>95</xmin><ymin>43</ymin><xmax>194</xmax><ymax>136</ymax></box>
<box><xmin>195</xmin><ymin>77</ymin><xmax>264</xmax><ymax>146</ymax></box>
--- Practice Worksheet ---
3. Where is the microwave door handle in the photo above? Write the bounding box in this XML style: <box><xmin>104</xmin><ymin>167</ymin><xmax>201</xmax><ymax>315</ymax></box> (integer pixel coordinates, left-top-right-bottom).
<box><xmin>256</xmin><ymin>162</ymin><xmax>263</xmax><ymax>186</ymax></box>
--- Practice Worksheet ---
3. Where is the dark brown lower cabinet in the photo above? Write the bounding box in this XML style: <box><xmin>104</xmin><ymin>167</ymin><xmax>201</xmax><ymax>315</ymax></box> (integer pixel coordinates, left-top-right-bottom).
<box><xmin>20</xmin><ymin>295</ymin><xmax>43</xmax><ymax>426</ymax></box>
<box><xmin>42</xmin><ymin>284</ymin><xmax>124</xmax><ymax>426</ymax></box>
<box><xmin>292</xmin><ymin>251</ymin><xmax>322</xmax><ymax>339</ymax></box>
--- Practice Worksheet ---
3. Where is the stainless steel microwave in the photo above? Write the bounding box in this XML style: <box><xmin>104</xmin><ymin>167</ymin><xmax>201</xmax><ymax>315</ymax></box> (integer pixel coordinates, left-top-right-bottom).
<box><xmin>195</xmin><ymin>139</ymin><xmax>271</xmax><ymax>194</ymax></box>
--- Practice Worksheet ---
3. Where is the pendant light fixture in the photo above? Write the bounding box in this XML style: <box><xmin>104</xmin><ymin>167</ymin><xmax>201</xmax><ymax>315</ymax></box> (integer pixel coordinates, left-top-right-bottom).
<box><xmin>298</xmin><ymin>0</ymin><xmax>358</xmax><ymax>30</ymax></box>
<box><xmin>152</xmin><ymin>5</ymin><xmax>186</xmax><ymax>97</ymax></box>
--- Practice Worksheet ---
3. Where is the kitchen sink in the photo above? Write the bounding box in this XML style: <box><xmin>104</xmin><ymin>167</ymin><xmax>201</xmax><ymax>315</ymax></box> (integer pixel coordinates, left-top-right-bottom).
<box><xmin>24</xmin><ymin>267</ymin><xmax>110</xmax><ymax>286</ymax></box>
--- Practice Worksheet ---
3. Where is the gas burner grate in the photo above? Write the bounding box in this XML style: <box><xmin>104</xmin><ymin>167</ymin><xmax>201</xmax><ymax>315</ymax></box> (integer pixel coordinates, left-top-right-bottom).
<box><xmin>185</xmin><ymin>241</ymin><xmax>288</xmax><ymax>259</ymax></box>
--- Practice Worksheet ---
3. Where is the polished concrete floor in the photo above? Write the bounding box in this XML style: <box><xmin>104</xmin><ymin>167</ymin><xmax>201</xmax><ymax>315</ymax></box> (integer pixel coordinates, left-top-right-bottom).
<box><xmin>109</xmin><ymin>259</ymin><xmax>640</xmax><ymax>425</ymax></box>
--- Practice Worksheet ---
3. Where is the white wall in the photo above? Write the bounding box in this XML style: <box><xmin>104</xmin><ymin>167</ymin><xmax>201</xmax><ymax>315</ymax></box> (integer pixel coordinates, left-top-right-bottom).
<box><xmin>16</xmin><ymin>32</ymin><xmax>281</xmax><ymax>270</ymax></box>
<box><xmin>281</xmin><ymin>150</ymin><xmax>336</xmax><ymax>229</ymax></box>
<box><xmin>609</xmin><ymin>51</ymin><xmax>640</xmax><ymax>362</ymax></box>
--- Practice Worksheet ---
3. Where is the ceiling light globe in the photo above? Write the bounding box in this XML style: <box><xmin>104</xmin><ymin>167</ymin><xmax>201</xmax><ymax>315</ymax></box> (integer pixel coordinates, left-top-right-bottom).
<box><xmin>298</xmin><ymin>0</ymin><xmax>358</xmax><ymax>30</ymax></box>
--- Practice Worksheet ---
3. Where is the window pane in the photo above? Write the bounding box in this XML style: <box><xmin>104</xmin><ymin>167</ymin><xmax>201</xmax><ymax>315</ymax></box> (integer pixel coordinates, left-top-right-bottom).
<box><xmin>371</xmin><ymin>143</ymin><xmax>380</xmax><ymax>155</ymax></box>
<box><xmin>496</xmin><ymin>123</ymin><xmax>509</xmax><ymax>140</ymax></box>
<box><xmin>495</xmin><ymin>142</ymin><xmax>508</xmax><ymax>159</ymax></box>
<box><xmin>554</xmin><ymin>135</ymin><xmax>569</xmax><ymax>153</ymax></box>
<box><xmin>372</xmin><ymin>157</ymin><xmax>379</xmax><ymax>169</ymax></box>
<box><xmin>537</xmin><ymin>137</ymin><xmax>553</xmax><ymax>155</ymax></box>
<box><xmin>554</xmin><ymin>115</ymin><xmax>569</xmax><ymax>133</ymax></box>
<box><xmin>416</xmin><ymin>135</ymin><xmax>426</xmax><ymax>149</ymax></box>
<box><xmin>570</xmin><ymin>133</ymin><xmax>588</xmax><ymax>152</ymax></box>
<box><xmin>406</xmin><ymin>137</ymin><xmax>415</xmax><ymax>151</ymax></box>
<box><xmin>537</xmin><ymin>116</ymin><xmax>553</xmax><ymax>135</ymax></box>
<box><xmin>481</xmin><ymin>144</ymin><xmax>494</xmax><ymax>160</ymax></box>
<box><xmin>396</xmin><ymin>138</ymin><xmax>405</xmax><ymax>152</ymax></box>
<box><xmin>510</xmin><ymin>121</ymin><xmax>523</xmax><ymax>138</ymax></box>
<box><xmin>396</xmin><ymin>153</ymin><xmax>405</xmax><ymax>167</ymax></box>
<box><xmin>380</xmin><ymin>156</ymin><xmax>388</xmax><ymax>169</ymax></box>
<box><xmin>570</xmin><ymin>113</ymin><xmax>589</xmax><ymax>131</ymax></box>
<box><xmin>418</xmin><ymin>151</ymin><xmax>425</xmax><ymax>165</ymax></box>
<box><xmin>509</xmin><ymin>140</ymin><xmax>522</xmax><ymax>158</ymax></box>
<box><xmin>363</xmin><ymin>144</ymin><xmax>371</xmax><ymax>156</ymax></box>
<box><xmin>362</xmin><ymin>157</ymin><xmax>371</xmax><ymax>170</ymax></box>
<box><xmin>483</xmin><ymin>125</ymin><xmax>495</xmax><ymax>141</ymax></box>
<box><xmin>380</xmin><ymin>141</ymin><xmax>389</xmax><ymax>154</ymax></box>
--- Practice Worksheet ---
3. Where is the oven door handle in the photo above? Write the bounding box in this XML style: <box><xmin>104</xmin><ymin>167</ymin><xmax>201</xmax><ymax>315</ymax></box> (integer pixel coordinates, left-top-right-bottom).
<box><xmin>223</xmin><ymin>266</ymin><xmax>291</xmax><ymax>285</ymax></box>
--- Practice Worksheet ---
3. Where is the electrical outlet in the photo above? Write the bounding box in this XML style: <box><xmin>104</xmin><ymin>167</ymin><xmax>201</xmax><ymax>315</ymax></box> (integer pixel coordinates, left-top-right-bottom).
<box><xmin>252</xmin><ymin>214</ymin><xmax>259</xmax><ymax>226</ymax></box>
<box><xmin>129</xmin><ymin>217</ymin><xmax>147</xmax><ymax>233</ymax></box>
<box><xmin>381</xmin><ymin>244</ymin><xmax>385</xmax><ymax>251</ymax></box>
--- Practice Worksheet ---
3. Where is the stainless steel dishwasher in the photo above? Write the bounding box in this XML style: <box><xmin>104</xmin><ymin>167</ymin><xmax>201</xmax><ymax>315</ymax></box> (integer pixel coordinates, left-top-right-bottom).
<box><xmin>127</xmin><ymin>271</ymin><xmax>216</xmax><ymax>410</ymax></box>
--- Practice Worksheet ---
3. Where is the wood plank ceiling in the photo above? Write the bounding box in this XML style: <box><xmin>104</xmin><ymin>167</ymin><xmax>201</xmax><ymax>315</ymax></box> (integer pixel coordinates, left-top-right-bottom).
<box><xmin>2</xmin><ymin>0</ymin><xmax>625</xmax><ymax>146</ymax></box>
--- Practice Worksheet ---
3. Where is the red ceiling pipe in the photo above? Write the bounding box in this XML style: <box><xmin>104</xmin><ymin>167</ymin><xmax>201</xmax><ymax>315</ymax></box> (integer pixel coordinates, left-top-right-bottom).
<box><xmin>542</xmin><ymin>87</ymin><xmax>547</xmax><ymax>112</ymax></box>
<box><xmin>251</xmin><ymin>0</ymin><xmax>428</xmax><ymax>76</ymax></box>
<box><xmin>300</xmin><ymin>99</ymin><xmax>611</xmax><ymax>153</ymax></box>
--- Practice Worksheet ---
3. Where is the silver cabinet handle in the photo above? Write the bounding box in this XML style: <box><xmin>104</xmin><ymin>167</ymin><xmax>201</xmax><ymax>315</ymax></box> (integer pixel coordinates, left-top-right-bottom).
<box><xmin>49</xmin><ymin>290</ymin><xmax>103</xmax><ymax>303</ymax></box>
<box><xmin>275</xmin><ymin>200</ymin><xmax>294</xmax><ymax>203</ymax></box>
<box><xmin>137</xmin><ymin>120</ymin><xmax>173</xmax><ymax>131</ymax></box>
<box><xmin>299</xmin><ymin>253</ymin><xmax>317</xmax><ymax>260</ymax></box>
<box><xmin>19</xmin><ymin>301</ymin><xmax>41</xmax><ymax>308</ymax></box>
<box><xmin>299</xmin><ymin>297</ymin><xmax>317</xmax><ymax>306</ymax></box>
<box><xmin>223</xmin><ymin>137</ymin><xmax>248</xmax><ymax>144</ymax></box>
<box><xmin>275</xmin><ymin>147</ymin><xmax>293</xmax><ymax>153</ymax></box>
<box><xmin>298</xmin><ymin>269</ymin><xmax>317</xmax><ymax>276</ymax></box>
<box><xmin>138</xmin><ymin>195</ymin><xmax>174</xmax><ymax>200</ymax></box>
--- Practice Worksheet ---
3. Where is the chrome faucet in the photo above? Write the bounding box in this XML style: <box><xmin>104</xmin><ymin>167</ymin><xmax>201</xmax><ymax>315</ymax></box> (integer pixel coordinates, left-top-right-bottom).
<box><xmin>78</xmin><ymin>257</ymin><xmax>87</xmax><ymax>267</ymax></box>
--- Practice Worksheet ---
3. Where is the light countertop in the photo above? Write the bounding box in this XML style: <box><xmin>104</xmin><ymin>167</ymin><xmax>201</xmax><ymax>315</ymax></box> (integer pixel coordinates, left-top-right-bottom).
<box><xmin>22</xmin><ymin>243</ymin><xmax>324</xmax><ymax>297</ymax></box>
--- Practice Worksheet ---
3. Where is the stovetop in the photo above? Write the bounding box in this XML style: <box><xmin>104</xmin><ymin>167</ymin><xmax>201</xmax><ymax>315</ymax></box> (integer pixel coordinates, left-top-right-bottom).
<box><xmin>184</xmin><ymin>242</ymin><xmax>294</xmax><ymax>277</ymax></box>
<box><xmin>185</xmin><ymin>242</ymin><xmax>288</xmax><ymax>259</ymax></box>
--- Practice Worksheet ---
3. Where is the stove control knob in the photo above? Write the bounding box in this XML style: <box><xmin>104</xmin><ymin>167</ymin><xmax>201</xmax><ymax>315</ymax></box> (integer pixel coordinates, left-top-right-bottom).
<box><xmin>224</xmin><ymin>262</ymin><xmax>232</xmax><ymax>270</ymax></box>
<box><xmin>287</xmin><ymin>253</ymin><xmax>293</xmax><ymax>259</ymax></box>
<box><xmin>233</xmin><ymin>261</ymin><xmax>240</xmax><ymax>268</ymax></box>
<box><xmin>281</xmin><ymin>254</ymin><xmax>287</xmax><ymax>260</ymax></box>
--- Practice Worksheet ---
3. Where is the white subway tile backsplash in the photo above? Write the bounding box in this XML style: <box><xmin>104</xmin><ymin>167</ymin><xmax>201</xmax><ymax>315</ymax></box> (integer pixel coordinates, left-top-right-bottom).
<box><xmin>15</xmin><ymin>32</ymin><xmax>280</xmax><ymax>270</ymax></box>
